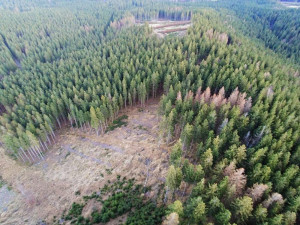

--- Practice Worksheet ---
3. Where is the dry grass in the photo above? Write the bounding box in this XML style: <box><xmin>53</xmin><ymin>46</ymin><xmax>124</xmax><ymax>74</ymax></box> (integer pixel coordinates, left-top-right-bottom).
<box><xmin>0</xmin><ymin>100</ymin><xmax>169</xmax><ymax>225</ymax></box>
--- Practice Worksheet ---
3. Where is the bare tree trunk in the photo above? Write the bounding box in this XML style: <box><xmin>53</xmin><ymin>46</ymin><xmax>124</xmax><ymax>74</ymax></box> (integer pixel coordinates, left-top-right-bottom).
<box><xmin>153</xmin><ymin>84</ymin><xmax>154</xmax><ymax>98</ymax></box>
<box><xmin>27</xmin><ymin>148</ymin><xmax>35</xmax><ymax>162</ymax></box>
<box><xmin>164</xmin><ymin>187</ymin><xmax>169</xmax><ymax>204</ymax></box>
<box><xmin>50</xmin><ymin>126</ymin><xmax>56</xmax><ymax>138</ymax></box>
<box><xmin>56</xmin><ymin>118</ymin><xmax>61</xmax><ymax>129</ymax></box>
<box><xmin>18</xmin><ymin>152</ymin><xmax>26</xmax><ymax>163</ymax></box>
<box><xmin>46</xmin><ymin>134</ymin><xmax>52</xmax><ymax>145</ymax></box>
<box><xmin>49</xmin><ymin>127</ymin><xmax>56</xmax><ymax>142</ymax></box>
<box><xmin>100</xmin><ymin>123</ymin><xmax>104</xmax><ymax>135</ymax></box>
<box><xmin>34</xmin><ymin>147</ymin><xmax>42</xmax><ymax>159</ymax></box>
<box><xmin>74</xmin><ymin>117</ymin><xmax>78</xmax><ymax>127</ymax></box>
<box><xmin>35</xmin><ymin>146</ymin><xmax>44</xmax><ymax>160</ymax></box>
<box><xmin>20</xmin><ymin>148</ymin><xmax>31</xmax><ymax>163</ymax></box>
<box><xmin>33</xmin><ymin>147</ymin><xmax>41</xmax><ymax>159</ymax></box>
<box><xmin>144</xmin><ymin>165</ymin><xmax>150</xmax><ymax>187</ymax></box>
<box><xmin>166</xmin><ymin>130</ymin><xmax>171</xmax><ymax>144</ymax></box>
<box><xmin>33</xmin><ymin>146</ymin><xmax>41</xmax><ymax>160</ymax></box>
<box><xmin>182</xmin><ymin>182</ymin><xmax>187</xmax><ymax>197</ymax></box>
<box><xmin>61</xmin><ymin>114</ymin><xmax>66</xmax><ymax>124</ymax></box>
<box><xmin>39</xmin><ymin>140</ymin><xmax>45</xmax><ymax>152</ymax></box>
<box><xmin>43</xmin><ymin>141</ymin><xmax>49</xmax><ymax>151</ymax></box>
<box><xmin>30</xmin><ymin>147</ymin><xmax>39</xmax><ymax>159</ymax></box>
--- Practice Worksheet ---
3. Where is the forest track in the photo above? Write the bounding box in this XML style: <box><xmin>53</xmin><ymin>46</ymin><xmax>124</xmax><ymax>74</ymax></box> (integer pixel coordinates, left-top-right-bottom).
<box><xmin>62</xmin><ymin>144</ymin><xmax>112</xmax><ymax>167</ymax></box>
<box><xmin>0</xmin><ymin>33</ymin><xmax>22</xmax><ymax>69</ymax></box>
<box><xmin>80</xmin><ymin>138</ymin><xmax>124</xmax><ymax>154</ymax></box>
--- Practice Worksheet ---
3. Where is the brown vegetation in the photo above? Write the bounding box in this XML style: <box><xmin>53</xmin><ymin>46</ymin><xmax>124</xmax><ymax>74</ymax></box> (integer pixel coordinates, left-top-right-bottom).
<box><xmin>182</xmin><ymin>86</ymin><xmax>252</xmax><ymax>114</ymax></box>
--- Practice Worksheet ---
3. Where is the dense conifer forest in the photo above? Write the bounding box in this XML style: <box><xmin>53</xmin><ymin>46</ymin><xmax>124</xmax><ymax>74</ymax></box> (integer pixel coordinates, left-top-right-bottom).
<box><xmin>0</xmin><ymin>0</ymin><xmax>299</xmax><ymax>224</ymax></box>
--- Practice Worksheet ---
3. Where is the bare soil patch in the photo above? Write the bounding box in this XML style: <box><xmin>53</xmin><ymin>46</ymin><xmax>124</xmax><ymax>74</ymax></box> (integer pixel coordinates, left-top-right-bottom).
<box><xmin>0</xmin><ymin>100</ymin><xmax>169</xmax><ymax>225</ymax></box>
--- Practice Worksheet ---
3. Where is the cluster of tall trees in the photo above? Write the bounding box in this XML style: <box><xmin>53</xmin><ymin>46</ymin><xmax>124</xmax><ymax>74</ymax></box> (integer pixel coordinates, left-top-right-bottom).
<box><xmin>0</xmin><ymin>0</ymin><xmax>197</xmax><ymax>163</ymax></box>
<box><xmin>158</xmin><ymin>10</ymin><xmax>299</xmax><ymax>225</ymax></box>
<box><xmin>0</xmin><ymin>22</ymin><xmax>163</xmax><ymax>162</ymax></box>
<box><xmin>231</xmin><ymin>5</ymin><xmax>300</xmax><ymax>64</ymax></box>
<box><xmin>0</xmin><ymin>0</ymin><xmax>299</xmax><ymax>224</ymax></box>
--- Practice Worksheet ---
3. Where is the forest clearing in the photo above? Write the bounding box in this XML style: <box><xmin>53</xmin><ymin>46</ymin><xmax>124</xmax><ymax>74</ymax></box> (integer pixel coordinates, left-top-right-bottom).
<box><xmin>137</xmin><ymin>20</ymin><xmax>191</xmax><ymax>38</ymax></box>
<box><xmin>0</xmin><ymin>100</ymin><xmax>169</xmax><ymax>225</ymax></box>
<box><xmin>280</xmin><ymin>2</ymin><xmax>300</xmax><ymax>9</ymax></box>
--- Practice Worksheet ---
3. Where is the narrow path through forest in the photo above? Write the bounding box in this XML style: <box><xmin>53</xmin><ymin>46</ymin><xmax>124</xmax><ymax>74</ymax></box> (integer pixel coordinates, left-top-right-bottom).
<box><xmin>0</xmin><ymin>33</ymin><xmax>22</xmax><ymax>69</ymax></box>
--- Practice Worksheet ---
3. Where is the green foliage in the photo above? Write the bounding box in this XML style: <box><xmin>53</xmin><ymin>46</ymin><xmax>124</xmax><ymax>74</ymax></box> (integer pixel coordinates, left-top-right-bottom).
<box><xmin>106</xmin><ymin>115</ymin><xmax>128</xmax><ymax>132</ymax></box>
<box><xmin>166</xmin><ymin>165</ymin><xmax>182</xmax><ymax>191</ymax></box>
<box><xmin>65</xmin><ymin>203</ymin><xmax>85</xmax><ymax>221</ymax></box>
<box><xmin>167</xmin><ymin>200</ymin><xmax>183</xmax><ymax>217</ymax></box>
<box><xmin>182</xmin><ymin>160</ymin><xmax>204</xmax><ymax>183</ymax></box>
<box><xmin>170</xmin><ymin>140</ymin><xmax>183</xmax><ymax>166</ymax></box>
<box><xmin>193</xmin><ymin>199</ymin><xmax>206</xmax><ymax>223</ymax></box>
<box><xmin>233</xmin><ymin>196</ymin><xmax>253</xmax><ymax>224</ymax></box>
<box><xmin>94</xmin><ymin>191</ymin><xmax>142</xmax><ymax>223</ymax></box>
<box><xmin>61</xmin><ymin>176</ymin><xmax>165</xmax><ymax>225</ymax></box>
<box><xmin>125</xmin><ymin>202</ymin><xmax>165</xmax><ymax>225</ymax></box>
<box><xmin>215</xmin><ymin>208</ymin><xmax>231</xmax><ymax>225</ymax></box>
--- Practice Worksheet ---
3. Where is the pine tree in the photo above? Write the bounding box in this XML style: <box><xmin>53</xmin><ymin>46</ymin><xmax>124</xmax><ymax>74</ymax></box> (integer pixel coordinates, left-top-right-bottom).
<box><xmin>170</xmin><ymin>140</ymin><xmax>182</xmax><ymax>166</ymax></box>
<box><xmin>201</xmin><ymin>148</ymin><xmax>213</xmax><ymax>172</ymax></box>
<box><xmin>193</xmin><ymin>199</ymin><xmax>206</xmax><ymax>223</ymax></box>
<box><xmin>166</xmin><ymin>165</ymin><xmax>182</xmax><ymax>191</ymax></box>
<box><xmin>96</xmin><ymin>107</ymin><xmax>105</xmax><ymax>135</ymax></box>
<box><xmin>215</xmin><ymin>208</ymin><xmax>231</xmax><ymax>225</ymax></box>
<box><xmin>181</xmin><ymin>123</ymin><xmax>193</xmax><ymax>152</ymax></box>
<box><xmin>167</xmin><ymin>200</ymin><xmax>183</xmax><ymax>217</ymax></box>
<box><xmin>253</xmin><ymin>204</ymin><xmax>268</xmax><ymax>223</ymax></box>
<box><xmin>90</xmin><ymin>106</ymin><xmax>99</xmax><ymax>135</ymax></box>
<box><xmin>233</xmin><ymin>196</ymin><xmax>253</xmax><ymax>224</ymax></box>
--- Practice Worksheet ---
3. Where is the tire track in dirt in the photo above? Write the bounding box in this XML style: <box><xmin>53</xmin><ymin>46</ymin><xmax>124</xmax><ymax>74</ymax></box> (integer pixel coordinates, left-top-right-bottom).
<box><xmin>80</xmin><ymin>138</ymin><xmax>124</xmax><ymax>153</ymax></box>
<box><xmin>62</xmin><ymin>144</ymin><xmax>111</xmax><ymax>167</ymax></box>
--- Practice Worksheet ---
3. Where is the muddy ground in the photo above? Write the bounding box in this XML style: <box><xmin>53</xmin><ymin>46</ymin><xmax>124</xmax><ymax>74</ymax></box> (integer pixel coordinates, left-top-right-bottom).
<box><xmin>0</xmin><ymin>100</ymin><xmax>169</xmax><ymax>225</ymax></box>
